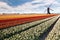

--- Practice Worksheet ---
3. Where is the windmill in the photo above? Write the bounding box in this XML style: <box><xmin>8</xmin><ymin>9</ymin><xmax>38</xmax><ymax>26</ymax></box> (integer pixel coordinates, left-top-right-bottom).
<box><xmin>44</xmin><ymin>3</ymin><xmax>54</xmax><ymax>14</ymax></box>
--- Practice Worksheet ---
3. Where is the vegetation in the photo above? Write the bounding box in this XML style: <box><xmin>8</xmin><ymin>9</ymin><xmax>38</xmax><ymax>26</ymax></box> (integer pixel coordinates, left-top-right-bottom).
<box><xmin>0</xmin><ymin>16</ymin><xmax>58</xmax><ymax>40</ymax></box>
<box><xmin>45</xmin><ymin>18</ymin><xmax>60</xmax><ymax>40</ymax></box>
<box><xmin>0</xmin><ymin>16</ymin><xmax>56</xmax><ymax>39</ymax></box>
<box><xmin>0</xmin><ymin>14</ymin><xmax>59</xmax><ymax>40</ymax></box>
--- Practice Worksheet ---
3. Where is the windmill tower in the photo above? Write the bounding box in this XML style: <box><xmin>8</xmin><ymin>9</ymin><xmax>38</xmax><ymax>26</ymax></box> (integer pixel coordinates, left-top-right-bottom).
<box><xmin>47</xmin><ymin>7</ymin><xmax>50</xmax><ymax>14</ymax></box>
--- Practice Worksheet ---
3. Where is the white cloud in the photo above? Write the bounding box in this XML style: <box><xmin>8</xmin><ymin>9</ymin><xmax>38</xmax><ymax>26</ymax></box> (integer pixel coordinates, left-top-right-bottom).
<box><xmin>0</xmin><ymin>1</ymin><xmax>42</xmax><ymax>13</ymax></box>
<box><xmin>0</xmin><ymin>2</ymin><xmax>12</xmax><ymax>9</ymax></box>
<box><xmin>0</xmin><ymin>0</ymin><xmax>60</xmax><ymax>13</ymax></box>
<box><xmin>51</xmin><ymin>7</ymin><xmax>60</xmax><ymax>13</ymax></box>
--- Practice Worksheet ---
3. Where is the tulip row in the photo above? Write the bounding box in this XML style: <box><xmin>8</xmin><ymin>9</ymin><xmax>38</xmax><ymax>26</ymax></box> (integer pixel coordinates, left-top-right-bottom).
<box><xmin>45</xmin><ymin>17</ymin><xmax>60</xmax><ymax>40</ymax></box>
<box><xmin>3</xmin><ymin>16</ymin><xmax>59</xmax><ymax>40</ymax></box>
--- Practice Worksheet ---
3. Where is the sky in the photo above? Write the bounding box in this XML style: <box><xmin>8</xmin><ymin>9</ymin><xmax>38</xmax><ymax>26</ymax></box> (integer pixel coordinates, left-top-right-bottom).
<box><xmin>0</xmin><ymin>0</ymin><xmax>60</xmax><ymax>13</ymax></box>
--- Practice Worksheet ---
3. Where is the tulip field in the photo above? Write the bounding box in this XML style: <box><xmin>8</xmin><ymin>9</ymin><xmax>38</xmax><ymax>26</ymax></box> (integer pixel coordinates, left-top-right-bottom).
<box><xmin>45</xmin><ymin>17</ymin><xmax>60</xmax><ymax>40</ymax></box>
<box><xmin>0</xmin><ymin>14</ymin><xmax>60</xmax><ymax>40</ymax></box>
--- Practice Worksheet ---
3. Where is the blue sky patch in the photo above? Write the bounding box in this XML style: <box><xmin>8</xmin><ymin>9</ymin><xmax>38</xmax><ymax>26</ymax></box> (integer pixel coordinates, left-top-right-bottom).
<box><xmin>0</xmin><ymin>0</ymin><xmax>33</xmax><ymax>7</ymax></box>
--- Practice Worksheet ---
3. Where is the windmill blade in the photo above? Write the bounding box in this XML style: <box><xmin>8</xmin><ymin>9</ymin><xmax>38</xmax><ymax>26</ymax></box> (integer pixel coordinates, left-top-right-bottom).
<box><xmin>48</xmin><ymin>3</ymin><xmax>52</xmax><ymax>7</ymax></box>
<box><xmin>43</xmin><ymin>2</ymin><xmax>53</xmax><ymax>8</ymax></box>
<box><xmin>44</xmin><ymin>9</ymin><xmax>47</xmax><ymax>13</ymax></box>
<box><xmin>48</xmin><ymin>1</ymin><xmax>54</xmax><ymax>7</ymax></box>
<box><xmin>50</xmin><ymin>9</ymin><xmax>54</xmax><ymax>11</ymax></box>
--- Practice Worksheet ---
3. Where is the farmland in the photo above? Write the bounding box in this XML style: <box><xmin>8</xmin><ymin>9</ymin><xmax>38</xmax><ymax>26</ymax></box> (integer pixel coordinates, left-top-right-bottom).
<box><xmin>0</xmin><ymin>14</ymin><xmax>60</xmax><ymax>40</ymax></box>
<box><xmin>45</xmin><ymin>17</ymin><xmax>60</xmax><ymax>40</ymax></box>
<box><xmin>0</xmin><ymin>14</ymin><xmax>57</xmax><ymax>29</ymax></box>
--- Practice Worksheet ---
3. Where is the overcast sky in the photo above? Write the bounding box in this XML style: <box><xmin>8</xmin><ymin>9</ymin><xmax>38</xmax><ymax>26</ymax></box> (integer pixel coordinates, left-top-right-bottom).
<box><xmin>0</xmin><ymin>0</ymin><xmax>60</xmax><ymax>13</ymax></box>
